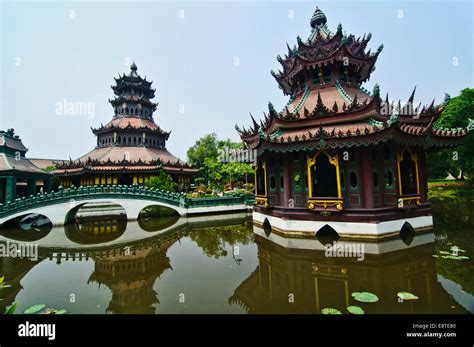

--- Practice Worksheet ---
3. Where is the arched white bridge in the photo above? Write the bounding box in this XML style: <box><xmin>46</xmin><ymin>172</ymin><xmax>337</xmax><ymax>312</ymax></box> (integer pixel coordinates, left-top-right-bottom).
<box><xmin>0</xmin><ymin>186</ymin><xmax>253</xmax><ymax>226</ymax></box>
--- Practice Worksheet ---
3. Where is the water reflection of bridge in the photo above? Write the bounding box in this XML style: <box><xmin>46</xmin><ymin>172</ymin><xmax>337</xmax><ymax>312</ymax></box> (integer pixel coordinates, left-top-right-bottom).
<box><xmin>229</xmin><ymin>232</ymin><xmax>468</xmax><ymax>314</ymax></box>
<box><xmin>0</xmin><ymin>214</ymin><xmax>250</xmax><ymax>314</ymax></box>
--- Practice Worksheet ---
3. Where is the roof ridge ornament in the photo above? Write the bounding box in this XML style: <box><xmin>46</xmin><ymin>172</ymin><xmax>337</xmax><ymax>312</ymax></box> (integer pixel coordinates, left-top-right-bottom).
<box><xmin>310</xmin><ymin>6</ymin><xmax>327</xmax><ymax>28</ymax></box>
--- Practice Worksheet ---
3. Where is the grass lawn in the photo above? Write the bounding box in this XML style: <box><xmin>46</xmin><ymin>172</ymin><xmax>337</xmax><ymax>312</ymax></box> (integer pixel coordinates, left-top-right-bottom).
<box><xmin>428</xmin><ymin>179</ymin><xmax>474</xmax><ymax>200</ymax></box>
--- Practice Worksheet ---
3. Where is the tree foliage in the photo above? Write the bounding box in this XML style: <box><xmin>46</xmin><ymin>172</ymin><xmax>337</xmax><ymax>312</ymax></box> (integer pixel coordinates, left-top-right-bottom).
<box><xmin>145</xmin><ymin>171</ymin><xmax>177</xmax><ymax>192</ymax></box>
<box><xmin>427</xmin><ymin>88</ymin><xmax>474</xmax><ymax>180</ymax></box>
<box><xmin>187</xmin><ymin>133</ymin><xmax>254</xmax><ymax>190</ymax></box>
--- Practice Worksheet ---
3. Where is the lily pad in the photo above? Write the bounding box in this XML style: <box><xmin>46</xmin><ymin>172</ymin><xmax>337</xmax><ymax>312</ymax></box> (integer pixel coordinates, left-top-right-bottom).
<box><xmin>54</xmin><ymin>309</ymin><xmax>67</xmax><ymax>315</ymax></box>
<box><xmin>321</xmin><ymin>308</ymin><xmax>342</xmax><ymax>315</ymax></box>
<box><xmin>351</xmin><ymin>292</ymin><xmax>379</xmax><ymax>303</ymax></box>
<box><xmin>347</xmin><ymin>306</ymin><xmax>365</xmax><ymax>314</ymax></box>
<box><xmin>450</xmin><ymin>246</ymin><xmax>466</xmax><ymax>253</ymax></box>
<box><xmin>24</xmin><ymin>304</ymin><xmax>46</xmax><ymax>314</ymax></box>
<box><xmin>442</xmin><ymin>255</ymin><xmax>460</xmax><ymax>259</ymax></box>
<box><xmin>457</xmin><ymin>256</ymin><xmax>470</xmax><ymax>260</ymax></box>
<box><xmin>397</xmin><ymin>292</ymin><xmax>419</xmax><ymax>301</ymax></box>
<box><xmin>432</xmin><ymin>255</ymin><xmax>439</xmax><ymax>258</ymax></box>
<box><xmin>439</xmin><ymin>251</ymin><xmax>451</xmax><ymax>255</ymax></box>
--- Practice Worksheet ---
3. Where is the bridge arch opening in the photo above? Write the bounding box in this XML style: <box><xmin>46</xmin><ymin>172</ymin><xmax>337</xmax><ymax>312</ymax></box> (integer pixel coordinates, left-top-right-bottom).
<box><xmin>138</xmin><ymin>205</ymin><xmax>180</xmax><ymax>232</ymax></box>
<box><xmin>0</xmin><ymin>213</ymin><xmax>52</xmax><ymax>241</ymax></box>
<box><xmin>64</xmin><ymin>201</ymin><xmax>128</xmax><ymax>244</ymax></box>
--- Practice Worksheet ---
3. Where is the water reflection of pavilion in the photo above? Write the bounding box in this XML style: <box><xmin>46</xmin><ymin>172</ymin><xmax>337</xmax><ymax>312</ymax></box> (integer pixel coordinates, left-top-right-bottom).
<box><xmin>229</xmin><ymin>234</ymin><xmax>467</xmax><ymax>314</ymax></box>
<box><xmin>87</xmin><ymin>238</ymin><xmax>177</xmax><ymax>314</ymax></box>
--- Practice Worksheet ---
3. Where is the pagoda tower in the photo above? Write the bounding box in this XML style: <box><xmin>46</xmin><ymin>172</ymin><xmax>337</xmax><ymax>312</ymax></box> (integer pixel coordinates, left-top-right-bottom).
<box><xmin>54</xmin><ymin>63</ymin><xmax>198</xmax><ymax>190</ymax></box>
<box><xmin>237</xmin><ymin>7</ymin><xmax>473</xmax><ymax>240</ymax></box>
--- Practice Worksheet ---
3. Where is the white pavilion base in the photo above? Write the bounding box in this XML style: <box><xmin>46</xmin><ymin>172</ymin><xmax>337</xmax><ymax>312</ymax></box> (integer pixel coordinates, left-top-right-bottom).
<box><xmin>252</xmin><ymin>211</ymin><xmax>433</xmax><ymax>241</ymax></box>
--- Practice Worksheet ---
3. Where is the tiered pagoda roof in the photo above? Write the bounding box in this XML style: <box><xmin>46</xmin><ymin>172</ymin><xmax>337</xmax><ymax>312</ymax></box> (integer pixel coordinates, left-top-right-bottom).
<box><xmin>91</xmin><ymin>118</ymin><xmax>170</xmax><ymax>138</ymax></box>
<box><xmin>54</xmin><ymin>63</ymin><xmax>197</xmax><ymax>176</ymax></box>
<box><xmin>237</xmin><ymin>7</ymin><xmax>473</xmax><ymax>153</ymax></box>
<box><xmin>110</xmin><ymin>62</ymin><xmax>157</xmax><ymax>112</ymax></box>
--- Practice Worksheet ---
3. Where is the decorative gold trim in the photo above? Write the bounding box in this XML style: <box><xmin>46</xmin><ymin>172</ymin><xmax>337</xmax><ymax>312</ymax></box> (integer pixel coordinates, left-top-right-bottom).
<box><xmin>308</xmin><ymin>198</ymin><xmax>343</xmax><ymax>211</ymax></box>
<box><xmin>262</xmin><ymin>161</ymin><xmax>268</xmax><ymax>196</ymax></box>
<box><xmin>307</xmin><ymin>150</ymin><xmax>343</xmax><ymax>211</ymax></box>
<box><xmin>307</xmin><ymin>151</ymin><xmax>342</xmax><ymax>199</ymax></box>
<box><xmin>255</xmin><ymin>196</ymin><xmax>269</xmax><ymax>207</ymax></box>
<box><xmin>397</xmin><ymin>196</ymin><xmax>422</xmax><ymax>208</ymax></box>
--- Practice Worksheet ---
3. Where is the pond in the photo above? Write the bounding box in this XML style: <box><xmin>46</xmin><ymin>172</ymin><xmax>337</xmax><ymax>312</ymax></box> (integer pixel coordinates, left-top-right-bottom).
<box><xmin>0</xmin><ymin>200</ymin><xmax>472</xmax><ymax>314</ymax></box>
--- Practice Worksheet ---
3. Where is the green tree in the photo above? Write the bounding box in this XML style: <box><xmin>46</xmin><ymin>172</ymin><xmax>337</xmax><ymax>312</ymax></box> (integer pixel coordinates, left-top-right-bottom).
<box><xmin>428</xmin><ymin>88</ymin><xmax>474</xmax><ymax>180</ymax></box>
<box><xmin>145</xmin><ymin>171</ymin><xmax>177</xmax><ymax>192</ymax></box>
<box><xmin>187</xmin><ymin>133</ymin><xmax>254</xmax><ymax>190</ymax></box>
<box><xmin>187</xmin><ymin>133</ymin><xmax>220</xmax><ymax>168</ymax></box>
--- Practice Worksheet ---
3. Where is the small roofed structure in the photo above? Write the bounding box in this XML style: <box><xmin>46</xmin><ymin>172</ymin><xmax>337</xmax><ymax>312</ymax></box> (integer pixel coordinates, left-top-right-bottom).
<box><xmin>237</xmin><ymin>6</ymin><xmax>473</xmax><ymax>240</ymax></box>
<box><xmin>0</xmin><ymin>129</ymin><xmax>52</xmax><ymax>203</ymax></box>
<box><xmin>54</xmin><ymin>63</ymin><xmax>198</xmax><ymax>190</ymax></box>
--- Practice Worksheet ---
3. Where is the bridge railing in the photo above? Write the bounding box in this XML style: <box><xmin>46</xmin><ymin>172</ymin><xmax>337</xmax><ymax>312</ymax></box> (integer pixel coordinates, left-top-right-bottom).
<box><xmin>0</xmin><ymin>185</ymin><xmax>255</xmax><ymax>218</ymax></box>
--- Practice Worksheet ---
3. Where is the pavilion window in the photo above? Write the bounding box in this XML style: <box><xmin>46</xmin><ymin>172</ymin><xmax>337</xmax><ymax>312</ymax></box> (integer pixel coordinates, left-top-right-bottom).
<box><xmin>373</xmin><ymin>171</ymin><xmax>379</xmax><ymax>191</ymax></box>
<box><xmin>128</xmin><ymin>136</ymin><xmax>132</xmax><ymax>144</ymax></box>
<box><xmin>385</xmin><ymin>168</ymin><xmax>395</xmax><ymax>190</ymax></box>
<box><xmin>294</xmin><ymin>173</ymin><xmax>302</xmax><ymax>192</ymax></box>
<box><xmin>349</xmin><ymin>170</ymin><xmax>358</xmax><ymax>190</ymax></box>
<box><xmin>280</xmin><ymin>173</ymin><xmax>284</xmax><ymax>192</ymax></box>
<box><xmin>269</xmin><ymin>174</ymin><xmax>276</xmax><ymax>192</ymax></box>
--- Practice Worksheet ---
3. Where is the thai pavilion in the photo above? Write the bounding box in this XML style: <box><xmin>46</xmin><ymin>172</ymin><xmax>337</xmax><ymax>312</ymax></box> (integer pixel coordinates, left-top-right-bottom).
<box><xmin>0</xmin><ymin>129</ymin><xmax>52</xmax><ymax>204</ymax></box>
<box><xmin>237</xmin><ymin>7</ymin><xmax>472</xmax><ymax>240</ymax></box>
<box><xmin>54</xmin><ymin>63</ymin><xmax>197</xmax><ymax>190</ymax></box>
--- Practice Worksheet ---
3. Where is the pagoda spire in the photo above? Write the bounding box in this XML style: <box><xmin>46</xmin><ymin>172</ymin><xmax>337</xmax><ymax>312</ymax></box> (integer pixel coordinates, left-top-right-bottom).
<box><xmin>310</xmin><ymin>6</ymin><xmax>327</xmax><ymax>28</ymax></box>
<box><xmin>130</xmin><ymin>62</ymin><xmax>138</xmax><ymax>77</ymax></box>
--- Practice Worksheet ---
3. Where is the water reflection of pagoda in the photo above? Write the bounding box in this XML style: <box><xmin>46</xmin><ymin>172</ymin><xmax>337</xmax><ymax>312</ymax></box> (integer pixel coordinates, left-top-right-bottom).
<box><xmin>88</xmin><ymin>238</ymin><xmax>176</xmax><ymax>314</ymax></box>
<box><xmin>229</xmin><ymin>234</ymin><xmax>467</xmax><ymax>314</ymax></box>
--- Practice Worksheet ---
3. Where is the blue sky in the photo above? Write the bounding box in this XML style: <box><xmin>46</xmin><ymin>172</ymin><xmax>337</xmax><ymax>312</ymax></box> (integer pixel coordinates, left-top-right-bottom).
<box><xmin>1</xmin><ymin>0</ymin><xmax>472</xmax><ymax>161</ymax></box>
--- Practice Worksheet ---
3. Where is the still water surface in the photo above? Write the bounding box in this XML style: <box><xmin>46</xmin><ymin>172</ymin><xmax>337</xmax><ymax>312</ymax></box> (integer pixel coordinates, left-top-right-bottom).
<box><xmin>0</xmin><ymin>201</ymin><xmax>472</xmax><ymax>314</ymax></box>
